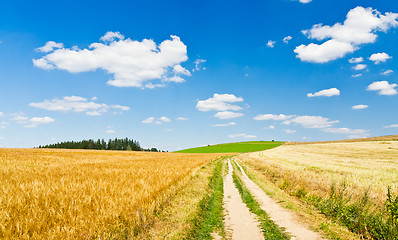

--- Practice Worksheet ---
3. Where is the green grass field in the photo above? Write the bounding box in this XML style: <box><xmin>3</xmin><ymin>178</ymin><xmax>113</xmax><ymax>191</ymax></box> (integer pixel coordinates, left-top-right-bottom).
<box><xmin>175</xmin><ymin>141</ymin><xmax>284</xmax><ymax>153</ymax></box>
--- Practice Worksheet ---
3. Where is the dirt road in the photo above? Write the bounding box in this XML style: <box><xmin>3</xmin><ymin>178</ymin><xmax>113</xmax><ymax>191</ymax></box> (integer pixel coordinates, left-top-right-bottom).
<box><xmin>223</xmin><ymin>159</ymin><xmax>264</xmax><ymax>240</ymax></box>
<box><xmin>233</xmin><ymin>159</ymin><xmax>324</xmax><ymax>240</ymax></box>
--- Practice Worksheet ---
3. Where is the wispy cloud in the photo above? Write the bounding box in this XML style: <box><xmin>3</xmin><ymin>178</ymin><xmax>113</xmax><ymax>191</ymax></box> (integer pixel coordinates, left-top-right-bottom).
<box><xmin>29</xmin><ymin>96</ymin><xmax>130</xmax><ymax>116</ymax></box>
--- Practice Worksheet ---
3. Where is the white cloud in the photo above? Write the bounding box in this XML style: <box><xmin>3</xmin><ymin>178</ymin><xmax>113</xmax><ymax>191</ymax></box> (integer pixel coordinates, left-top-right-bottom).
<box><xmin>35</xmin><ymin>41</ymin><xmax>64</xmax><ymax>53</ymax></box>
<box><xmin>0</xmin><ymin>112</ymin><xmax>3</xmax><ymax>117</ymax></box>
<box><xmin>295</xmin><ymin>7</ymin><xmax>398</xmax><ymax>63</ymax></box>
<box><xmin>111</xmin><ymin>105</ymin><xmax>131</xmax><ymax>111</ymax></box>
<box><xmin>384</xmin><ymin>124</ymin><xmax>398</xmax><ymax>128</ymax></box>
<box><xmin>322</xmin><ymin>128</ymin><xmax>370</xmax><ymax>138</ymax></box>
<box><xmin>106</xmin><ymin>129</ymin><xmax>115</xmax><ymax>134</ymax></box>
<box><xmin>367</xmin><ymin>81</ymin><xmax>398</xmax><ymax>95</ymax></box>
<box><xmin>160</xmin><ymin>116</ymin><xmax>171</xmax><ymax>122</ymax></box>
<box><xmin>299</xmin><ymin>0</ymin><xmax>312</xmax><ymax>3</ymax></box>
<box><xmin>267</xmin><ymin>125</ymin><xmax>275</xmax><ymax>129</ymax></box>
<box><xmin>307</xmin><ymin>88</ymin><xmax>340</xmax><ymax>97</ymax></box>
<box><xmin>143</xmin><ymin>116</ymin><xmax>171</xmax><ymax>124</ymax></box>
<box><xmin>11</xmin><ymin>115</ymin><xmax>29</xmax><ymax>124</ymax></box>
<box><xmin>173</xmin><ymin>64</ymin><xmax>191</xmax><ymax>76</ymax></box>
<box><xmin>212</xmin><ymin>122</ymin><xmax>237</xmax><ymax>127</ymax></box>
<box><xmin>194</xmin><ymin>59</ymin><xmax>206</xmax><ymax>71</ymax></box>
<box><xmin>283</xmin><ymin>115</ymin><xmax>339</xmax><ymax>128</ymax></box>
<box><xmin>353</xmin><ymin>64</ymin><xmax>367</xmax><ymax>70</ymax></box>
<box><xmin>352</xmin><ymin>104</ymin><xmax>368</xmax><ymax>110</ymax></box>
<box><xmin>369</xmin><ymin>52</ymin><xmax>392</xmax><ymax>64</ymax></box>
<box><xmin>284</xmin><ymin>129</ymin><xmax>296</xmax><ymax>133</ymax></box>
<box><xmin>214</xmin><ymin>111</ymin><xmax>243</xmax><ymax>119</ymax></box>
<box><xmin>352</xmin><ymin>73</ymin><xmax>363</xmax><ymax>78</ymax></box>
<box><xmin>30</xmin><ymin>117</ymin><xmax>55</xmax><ymax>124</ymax></box>
<box><xmin>294</xmin><ymin>39</ymin><xmax>356</xmax><ymax>63</ymax></box>
<box><xmin>142</xmin><ymin>117</ymin><xmax>155</xmax><ymax>124</ymax></box>
<box><xmin>0</xmin><ymin>121</ymin><xmax>8</xmax><ymax>130</ymax></box>
<box><xmin>24</xmin><ymin>117</ymin><xmax>55</xmax><ymax>128</ymax></box>
<box><xmin>381</xmin><ymin>69</ymin><xmax>393</xmax><ymax>75</ymax></box>
<box><xmin>228</xmin><ymin>133</ymin><xmax>257</xmax><ymax>139</ymax></box>
<box><xmin>196</xmin><ymin>93</ymin><xmax>244</xmax><ymax>112</ymax></box>
<box><xmin>283</xmin><ymin>36</ymin><xmax>292</xmax><ymax>44</ymax></box>
<box><xmin>267</xmin><ymin>40</ymin><xmax>276</xmax><ymax>48</ymax></box>
<box><xmin>254</xmin><ymin>114</ymin><xmax>294</xmax><ymax>121</ymax></box>
<box><xmin>177</xmin><ymin>117</ymin><xmax>188</xmax><ymax>120</ymax></box>
<box><xmin>29</xmin><ymin>96</ymin><xmax>129</xmax><ymax>116</ymax></box>
<box><xmin>33</xmin><ymin>33</ymin><xmax>189</xmax><ymax>88</ymax></box>
<box><xmin>100</xmin><ymin>31</ymin><xmax>124</xmax><ymax>42</ymax></box>
<box><xmin>348</xmin><ymin>57</ymin><xmax>364</xmax><ymax>63</ymax></box>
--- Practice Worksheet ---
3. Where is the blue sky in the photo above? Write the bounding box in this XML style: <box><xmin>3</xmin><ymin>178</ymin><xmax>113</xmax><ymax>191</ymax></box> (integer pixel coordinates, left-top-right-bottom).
<box><xmin>0</xmin><ymin>0</ymin><xmax>397</xmax><ymax>150</ymax></box>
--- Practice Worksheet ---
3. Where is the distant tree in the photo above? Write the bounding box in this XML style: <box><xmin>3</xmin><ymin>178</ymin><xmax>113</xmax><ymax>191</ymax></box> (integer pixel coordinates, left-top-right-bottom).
<box><xmin>38</xmin><ymin>137</ymin><xmax>157</xmax><ymax>152</ymax></box>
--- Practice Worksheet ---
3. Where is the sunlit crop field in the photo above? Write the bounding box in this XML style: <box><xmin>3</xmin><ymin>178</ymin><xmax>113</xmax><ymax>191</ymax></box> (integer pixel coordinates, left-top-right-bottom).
<box><xmin>0</xmin><ymin>148</ymin><xmax>223</xmax><ymax>239</ymax></box>
<box><xmin>238</xmin><ymin>140</ymin><xmax>398</xmax><ymax>207</ymax></box>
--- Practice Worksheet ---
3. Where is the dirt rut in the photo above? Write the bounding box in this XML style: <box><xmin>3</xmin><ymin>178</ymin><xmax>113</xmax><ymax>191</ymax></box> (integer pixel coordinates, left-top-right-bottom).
<box><xmin>234</xmin><ymin>159</ymin><xmax>324</xmax><ymax>240</ymax></box>
<box><xmin>223</xmin><ymin>159</ymin><xmax>264</xmax><ymax>240</ymax></box>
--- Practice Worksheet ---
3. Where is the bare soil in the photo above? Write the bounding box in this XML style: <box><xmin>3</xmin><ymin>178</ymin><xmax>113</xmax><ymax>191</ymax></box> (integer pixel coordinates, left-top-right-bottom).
<box><xmin>223</xmin><ymin>159</ymin><xmax>264</xmax><ymax>240</ymax></box>
<box><xmin>234</xmin><ymin>159</ymin><xmax>324</xmax><ymax>240</ymax></box>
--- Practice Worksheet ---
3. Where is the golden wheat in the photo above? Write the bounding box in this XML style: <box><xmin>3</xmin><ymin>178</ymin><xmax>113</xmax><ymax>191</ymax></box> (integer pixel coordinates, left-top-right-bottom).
<box><xmin>0</xmin><ymin>148</ymin><xmax>223</xmax><ymax>239</ymax></box>
<box><xmin>237</xmin><ymin>141</ymin><xmax>398</xmax><ymax>207</ymax></box>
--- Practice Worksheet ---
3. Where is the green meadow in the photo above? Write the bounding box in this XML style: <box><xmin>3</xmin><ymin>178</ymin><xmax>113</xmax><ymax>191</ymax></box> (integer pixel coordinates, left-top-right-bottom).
<box><xmin>175</xmin><ymin>141</ymin><xmax>284</xmax><ymax>153</ymax></box>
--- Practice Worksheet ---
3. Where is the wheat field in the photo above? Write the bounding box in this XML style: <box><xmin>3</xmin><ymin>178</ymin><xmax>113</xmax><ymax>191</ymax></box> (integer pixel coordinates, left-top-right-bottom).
<box><xmin>238</xmin><ymin>140</ymin><xmax>398</xmax><ymax>207</ymax></box>
<box><xmin>0</xmin><ymin>148</ymin><xmax>223</xmax><ymax>239</ymax></box>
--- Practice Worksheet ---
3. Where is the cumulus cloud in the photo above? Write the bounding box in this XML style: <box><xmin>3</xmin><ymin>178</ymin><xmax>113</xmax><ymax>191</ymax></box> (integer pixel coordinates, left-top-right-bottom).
<box><xmin>196</xmin><ymin>94</ymin><xmax>243</xmax><ymax>112</ymax></box>
<box><xmin>307</xmin><ymin>88</ymin><xmax>340</xmax><ymax>97</ymax></box>
<box><xmin>294</xmin><ymin>39</ymin><xmax>355</xmax><ymax>63</ymax></box>
<box><xmin>214</xmin><ymin>111</ymin><xmax>243</xmax><ymax>119</ymax></box>
<box><xmin>177</xmin><ymin>117</ymin><xmax>188</xmax><ymax>120</ymax></box>
<box><xmin>352</xmin><ymin>104</ymin><xmax>368</xmax><ymax>110</ymax></box>
<box><xmin>322</xmin><ymin>127</ymin><xmax>370</xmax><ymax>138</ymax></box>
<box><xmin>100</xmin><ymin>31</ymin><xmax>124</xmax><ymax>42</ymax></box>
<box><xmin>384</xmin><ymin>124</ymin><xmax>398</xmax><ymax>128</ymax></box>
<box><xmin>142</xmin><ymin>117</ymin><xmax>155</xmax><ymax>124</ymax></box>
<box><xmin>283</xmin><ymin>36</ymin><xmax>292</xmax><ymax>44</ymax></box>
<box><xmin>142</xmin><ymin>116</ymin><xmax>171</xmax><ymax>124</ymax></box>
<box><xmin>35</xmin><ymin>41</ymin><xmax>64</xmax><ymax>53</ymax></box>
<box><xmin>266</xmin><ymin>125</ymin><xmax>275</xmax><ymax>129</ymax></box>
<box><xmin>295</xmin><ymin>7</ymin><xmax>398</xmax><ymax>63</ymax></box>
<box><xmin>254</xmin><ymin>114</ymin><xmax>294</xmax><ymax>121</ymax></box>
<box><xmin>0</xmin><ymin>112</ymin><xmax>3</xmax><ymax>117</ymax></box>
<box><xmin>18</xmin><ymin>116</ymin><xmax>55</xmax><ymax>128</ymax></box>
<box><xmin>160</xmin><ymin>116</ymin><xmax>171</xmax><ymax>122</ymax></box>
<box><xmin>173</xmin><ymin>64</ymin><xmax>191</xmax><ymax>76</ymax></box>
<box><xmin>228</xmin><ymin>133</ymin><xmax>257</xmax><ymax>139</ymax></box>
<box><xmin>33</xmin><ymin>33</ymin><xmax>189</xmax><ymax>88</ymax></box>
<box><xmin>283</xmin><ymin>115</ymin><xmax>339</xmax><ymax>128</ymax></box>
<box><xmin>29</xmin><ymin>96</ymin><xmax>130</xmax><ymax>116</ymax></box>
<box><xmin>369</xmin><ymin>52</ymin><xmax>392</xmax><ymax>64</ymax></box>
<box><xmin>267</xmin><ymin>40</ymin><xmax>276</xmax><ymax>48</ymax></box>
<box><xmin>381</xmin><ymin>69</ymin><xmax>393</xmax><ymax>75</ymax></box>
<box><xmin>212</xmin><ymin>122</ymin><xmax>237</xmax><ymax>127</ymax></box>
<box><xmin>299</xmin><ymin>0</ymin><xmax>312</xmax><ymax>3</ymax></box>
<box><xmin>349</xmin><ymin>57</ymin><xmax>364</xmax><ymax>63</ymax></box>
<box><xmin>353</xmin><ymin>64</ymin><xmax>367</xmax><ymax>70</ymax></box>
<box><xmin>106</xmin><ymin>129</ymin><xmax>115</xmax><ymax>134</ymax></box>
<box><xmin>367</xmin><ymin>81</ymin><xmax>398</xmax><ymax>95</ymax></box>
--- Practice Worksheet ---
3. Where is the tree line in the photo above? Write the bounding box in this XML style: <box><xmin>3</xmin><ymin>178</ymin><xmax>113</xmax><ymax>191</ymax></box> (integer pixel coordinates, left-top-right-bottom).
<box><xmin>38</xmin><ymin>138</ymin><xmax>163</xmax><ymax>152</ymax></box>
